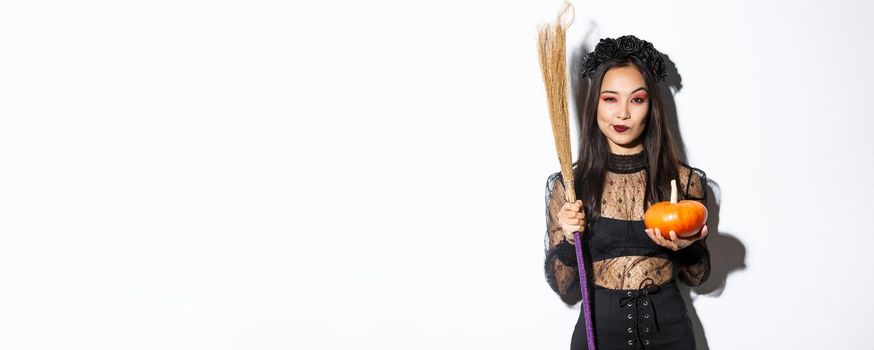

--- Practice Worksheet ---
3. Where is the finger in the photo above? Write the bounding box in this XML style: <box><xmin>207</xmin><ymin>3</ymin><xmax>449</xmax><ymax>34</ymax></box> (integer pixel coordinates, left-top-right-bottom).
<box><xmin>654</xmin><ymin>228</ymin><xmax>664</xmax><ymax>240</ymax></box>
<box><xmin>664</xmin><ymin>231</ymin><xmax>679</xmax><ymax>248</ymax></box>
<box><xmin>669</xmin><ymin>231</ymin><xmax>687</xmax><ymax>250</ymax></box>
<box><xmin>648</xmin><ymin>229</ymin><xmax>666</xmax><ymax>248</ymax></box>
<box><xmin>562</xmin><ymin>224</ymin><xmax>584</xmax><ymax>234</ymax></box>
<box><xmin>649</xmin><ymin>228</ymin><xmax>660</xmax><ymax>243</ymax></box>
<box><xmin>669</xmin><ymin>238</ymin><xmax>680</xmax><ymax>250</ymax></box>
<box><xmin>647</xmin><ymin>228</ymin><xmax>666</xmax><ymax>247</ymax></box>
<box><xmin>647</xmin><ymin>228</ymin><xmax>659</xmax><ymax>241</ymax></box>
<box><xmin>701</xmin><ymin>225</ymin><xmax>709</xmax><ymax>238</ymax></box>
<box><xmin>654</xmin><ymin>228</ymin><xmax>677</xmax><ymax>250</ymax></box>
<box><xmin>562</xmin><ymin>204</ymin><xmax>583</xmax><ymax>213</ymax></box>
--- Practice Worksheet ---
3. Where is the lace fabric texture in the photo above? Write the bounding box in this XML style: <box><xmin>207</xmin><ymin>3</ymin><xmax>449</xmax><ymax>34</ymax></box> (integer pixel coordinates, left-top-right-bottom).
<box><xmin>543</xmin><ymin>160</ymin><xmax>710</xmax><ymax>297</ymax></box>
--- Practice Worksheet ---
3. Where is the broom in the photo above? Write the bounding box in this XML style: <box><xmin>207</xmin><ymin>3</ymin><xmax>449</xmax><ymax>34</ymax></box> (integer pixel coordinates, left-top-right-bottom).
<box><xmin>537</xmin><ymin>2</ymin><xmax>596</xmax><ymax>349</ymax></box>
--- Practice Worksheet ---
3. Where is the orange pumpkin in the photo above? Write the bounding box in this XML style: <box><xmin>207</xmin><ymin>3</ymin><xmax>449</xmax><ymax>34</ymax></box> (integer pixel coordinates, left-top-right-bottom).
<box><xmin>644</xmin><ymin>179</ymin><xmax>708</xmax><ymax>238</ymax></box>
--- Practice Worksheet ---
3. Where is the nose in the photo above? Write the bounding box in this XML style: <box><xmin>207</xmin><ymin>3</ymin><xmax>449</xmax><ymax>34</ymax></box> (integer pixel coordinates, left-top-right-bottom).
<box><xmin>618</xmin><ymin>103</ymin><xmax>631</xmax><ymax>119</ymax></box>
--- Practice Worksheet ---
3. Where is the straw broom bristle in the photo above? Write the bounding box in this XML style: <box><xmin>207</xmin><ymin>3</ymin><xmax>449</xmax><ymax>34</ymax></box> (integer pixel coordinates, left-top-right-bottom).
<box><xmin>538</xmin><ymin>1</ymin><xmax>576</xmax><ymax>202</ymax></box>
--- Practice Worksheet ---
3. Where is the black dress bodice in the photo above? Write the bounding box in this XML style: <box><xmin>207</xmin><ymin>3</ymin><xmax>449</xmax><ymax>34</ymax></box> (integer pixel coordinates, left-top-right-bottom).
<box><xmin>543</xmin><ymin>150</ymin><xmax>711</xmax><ymax>295</ymax></box>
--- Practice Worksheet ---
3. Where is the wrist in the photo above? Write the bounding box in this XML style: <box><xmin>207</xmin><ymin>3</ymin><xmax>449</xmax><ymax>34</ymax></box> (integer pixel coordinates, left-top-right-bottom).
<box><xmin>554</xmin><ymin>239</ymin><xmax>578</xmax><ymax>267</ymax></box>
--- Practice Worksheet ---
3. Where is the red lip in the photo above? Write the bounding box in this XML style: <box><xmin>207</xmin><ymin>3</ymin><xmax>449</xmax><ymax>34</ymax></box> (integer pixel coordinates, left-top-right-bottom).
<box><xmin>613</xmin><ymin>125</ymin><xmax>629</xmax><ymax>132</ymax></box>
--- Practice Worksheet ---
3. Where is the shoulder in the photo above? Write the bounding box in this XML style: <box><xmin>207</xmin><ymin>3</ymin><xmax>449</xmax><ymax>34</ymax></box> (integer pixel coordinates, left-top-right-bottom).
<box><xmin>546</xmin><ymin>170</ymin><xmax>564</xmax><ymax>193</ymax></box>
<box><xmin>548</xmin><ymin>161</ymin><xmax>581</xmax><ymax>185</ymax></box>
<box><xmin>677</xmin><ymin>162</ymin><xmax>706</xmax><ymax>181</ymax></box>
<box><xmin>677</xmin><ymin>162</ymin><xmax>707</xmax><ymax>201</ymax></box>
<box><xmin>547</xmin><ymin>170</ymin><xmax>562</xmax><ymax>182</ymax></box>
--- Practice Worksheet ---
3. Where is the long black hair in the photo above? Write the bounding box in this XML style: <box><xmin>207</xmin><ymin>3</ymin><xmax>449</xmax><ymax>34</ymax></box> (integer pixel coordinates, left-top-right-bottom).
<box><xmin>573</xmin><ymin>55</ymin><xmax>680</xmax><ymax>222</ymax></box>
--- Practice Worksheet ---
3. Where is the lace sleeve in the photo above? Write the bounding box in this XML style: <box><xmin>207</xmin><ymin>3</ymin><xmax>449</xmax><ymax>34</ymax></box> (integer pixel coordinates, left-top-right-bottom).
<box><xmin>544</xmin><ymin>171</ymin><xmax>581</xmax><ymax>299</ymax></box>
<box><xmin>672</xmin><ymin>165</ymin><xmax>711</xmax><ymax>287</ymax></box>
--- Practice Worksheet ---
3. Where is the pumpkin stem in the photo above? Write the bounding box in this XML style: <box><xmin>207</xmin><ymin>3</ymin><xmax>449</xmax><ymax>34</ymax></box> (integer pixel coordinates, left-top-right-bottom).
<box><xmin>670</xmin><ymin>179</ymin><xmax>678</xmax><ymax>203</ymax></box>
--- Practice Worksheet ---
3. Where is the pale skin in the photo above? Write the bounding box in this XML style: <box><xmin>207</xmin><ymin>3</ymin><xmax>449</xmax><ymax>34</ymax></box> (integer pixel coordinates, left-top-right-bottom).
<box><xmin>558</xmin><ymin>65</ymin><xmax>708</xmax><ymax>251</ymax></box>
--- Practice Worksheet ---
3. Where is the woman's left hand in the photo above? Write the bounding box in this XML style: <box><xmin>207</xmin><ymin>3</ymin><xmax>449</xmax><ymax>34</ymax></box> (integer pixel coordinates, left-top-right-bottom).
<box><xmin>645</xmin><ymin>225</ymin><xmax>708</xmax><ymax>251</ymax></box>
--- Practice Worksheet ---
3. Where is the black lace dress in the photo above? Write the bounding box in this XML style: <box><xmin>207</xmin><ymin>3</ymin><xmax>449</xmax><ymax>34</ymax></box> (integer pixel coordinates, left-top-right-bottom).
<box><xmin>543</xmin><ymin>151</ymin><xmax>710</xmax><ymax>350</ymax></box>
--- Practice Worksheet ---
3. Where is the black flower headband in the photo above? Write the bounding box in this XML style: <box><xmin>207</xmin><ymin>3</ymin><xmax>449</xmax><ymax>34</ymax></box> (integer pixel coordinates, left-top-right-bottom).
<box><xmin>581</xmin><ymin>35</ymin><xmax>667</xmax><ymax>82</ymax></box>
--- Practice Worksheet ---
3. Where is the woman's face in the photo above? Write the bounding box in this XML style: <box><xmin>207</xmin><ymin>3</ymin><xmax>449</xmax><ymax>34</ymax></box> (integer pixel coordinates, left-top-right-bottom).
<box><xmin>596</xmin><ymin>65</ymin><xmax>650</xmax><ymax>154</ymax></box>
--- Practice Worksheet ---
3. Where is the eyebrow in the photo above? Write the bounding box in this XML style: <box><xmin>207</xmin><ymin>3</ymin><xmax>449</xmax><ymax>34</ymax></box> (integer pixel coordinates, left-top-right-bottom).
<box><xmin>600</xmin><ymin>87</ymin><xmax>648</xmax><ymax>95</ymax></box>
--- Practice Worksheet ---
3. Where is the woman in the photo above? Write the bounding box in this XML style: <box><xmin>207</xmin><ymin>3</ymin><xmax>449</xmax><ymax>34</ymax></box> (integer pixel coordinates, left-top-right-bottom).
<box><xmin>543</xmin><ymin>35</ymin><xmax>711</xmax><ymax>350</ymax></box>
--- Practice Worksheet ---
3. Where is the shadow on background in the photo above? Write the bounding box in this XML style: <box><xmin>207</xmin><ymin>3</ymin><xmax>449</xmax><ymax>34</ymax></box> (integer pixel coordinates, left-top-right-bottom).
<box><xmin>558</xmin><ymin>31</ymin><xmax>747</xmax><ymax>350</ymax></box>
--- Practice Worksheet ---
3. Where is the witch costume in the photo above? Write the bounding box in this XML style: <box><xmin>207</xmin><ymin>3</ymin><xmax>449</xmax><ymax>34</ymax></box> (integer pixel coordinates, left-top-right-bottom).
<box><xmin>544</xmin><ymin>151</ymin><xmax>710</xmax><ymax>350</ymax></box>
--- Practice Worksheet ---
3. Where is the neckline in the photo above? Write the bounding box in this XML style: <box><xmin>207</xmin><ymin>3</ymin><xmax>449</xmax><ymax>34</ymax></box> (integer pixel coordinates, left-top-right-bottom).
<box><xmin>606</xmin><ymin>150</ymin><xmax>646</xmax><ymax>173</ymax></box>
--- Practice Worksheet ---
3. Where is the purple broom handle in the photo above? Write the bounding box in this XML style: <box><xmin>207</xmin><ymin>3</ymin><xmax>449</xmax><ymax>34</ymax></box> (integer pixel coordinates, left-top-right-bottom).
<box><xmin>574</xmin><ymin>231</ymin><xmax>596</xmax><ymax>350</ymax></box>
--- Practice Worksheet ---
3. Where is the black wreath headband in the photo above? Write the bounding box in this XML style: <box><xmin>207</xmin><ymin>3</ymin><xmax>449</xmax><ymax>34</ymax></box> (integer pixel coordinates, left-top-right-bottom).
<box><xmin>581</xmin><ymin>35</ymin><xmax>667</xmax><ymax>82</ymax></box>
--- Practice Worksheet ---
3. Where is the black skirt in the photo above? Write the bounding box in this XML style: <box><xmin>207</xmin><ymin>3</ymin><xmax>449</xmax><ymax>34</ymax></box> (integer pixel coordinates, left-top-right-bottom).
<box><xmin>570</xmin><ymin>279</ymin><xmax>696</xmax><ymax>350</ymax></box>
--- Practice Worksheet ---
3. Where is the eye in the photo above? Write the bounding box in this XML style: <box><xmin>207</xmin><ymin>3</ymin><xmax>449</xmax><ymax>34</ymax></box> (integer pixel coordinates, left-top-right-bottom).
<box><xmin>632</xmin><ymin>97</ymin><xmax>647</xmax><ymax>103</ymax></box>
<box><xmin>602</xmin><ymin>97</ymin><xmax>616</xmax><ymax>102</ymax></box>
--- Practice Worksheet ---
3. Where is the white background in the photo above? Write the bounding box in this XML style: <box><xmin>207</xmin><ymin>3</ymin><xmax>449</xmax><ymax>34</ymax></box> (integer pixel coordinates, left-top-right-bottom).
<box><xmin>1</xmin><ymin>0</ymin><xmax>872</xmax><ymax>349</ymax></box>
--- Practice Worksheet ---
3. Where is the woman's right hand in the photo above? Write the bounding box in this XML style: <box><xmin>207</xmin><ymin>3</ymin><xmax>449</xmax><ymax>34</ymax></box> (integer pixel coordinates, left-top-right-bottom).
<box><xmin>558</xmin><ymin>200</ymin><xmax>586</xmax><ymax>245</ymax></box>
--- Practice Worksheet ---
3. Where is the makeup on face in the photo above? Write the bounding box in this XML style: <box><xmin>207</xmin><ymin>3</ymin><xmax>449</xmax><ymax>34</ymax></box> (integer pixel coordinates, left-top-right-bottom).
<box><xmin>601</xmin><ymin>87</ymin><xmax>647</xmax><ymax>135</ymax></box>
<box><xmin>596</xmin><ymin>66</ymin><xmax>650</xmax><ymax>154</ymax></box>
<box><xmin>599</xmin><ymin>87</ymin><xmax>649</xmax><ymax>104</ymax></box>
